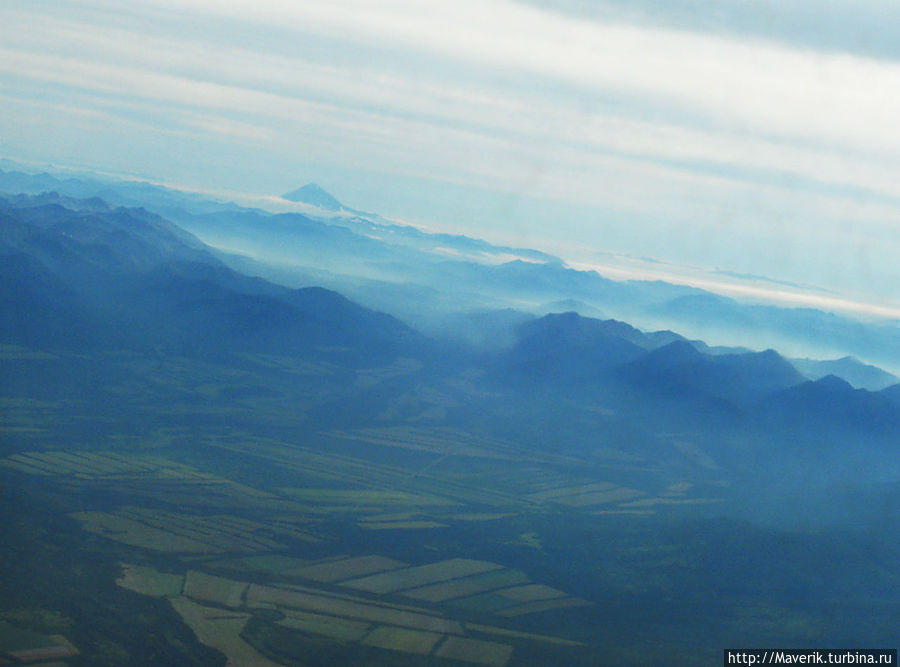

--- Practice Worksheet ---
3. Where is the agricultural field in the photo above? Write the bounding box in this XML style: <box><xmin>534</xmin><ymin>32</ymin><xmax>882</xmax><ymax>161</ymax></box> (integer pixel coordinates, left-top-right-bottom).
<box><xmin>0</xmin><ymin>411</ymin><xmax>736</xmax><ymax>666</ymax></box>
<box><xmin>169</xmin><ymin>596</ymin><xmax>280</xmax><ymax>667</ymax></box>
<box><xmin>116</xmin><ymin>564</ymin><xmax>184</xmax><ymax>598</ymax></box>
<box><xmin>0</xmin><ymin>620</ymin><xmax>79</xmax><ymax>664</ymax></box>
<box><xmin>401</xmin><ymin>569</ymin><xmax>532</xmax><ymax>603</ymax></box>
<box><xmin>3</xmin><ymin>343</ymin><xmax>897</xmax><ymax>666</ymax></box>
<box><xmin>115</xmin><ymin>562</ymin><xmax>589</xmax><ymax>666</ymax></box>
<box><xmin>277</xmin><ymin>609</ymin><xmax>371</xmax><ymax>641</ymax></box>
<box><xmin>341</xmin><ymin>559</ymin><xmax>504</xmax><ymax>595</ymax></box>
<box><xmin>286</xmin><ymin>556</ymin><xmax>409</xmax><ymax>582</ymax></box>
<box><xmin>112</xmin><ymin>545</ymin><xmax>594</xmax><ymax>665</ymax></box>
<box><xmin>69</xmin><ymin>506</ymin><xmax>312</xmax><ymax>555</ymax></box>
<box><xmin>328</xmin><ymin>426</ymin><xmax>532</xmax><ymax>460</ymax></box>
<box><xmin>0</xmin><ymin>420</ymin><xmax>734</xmax><ymax>667</ymax></box>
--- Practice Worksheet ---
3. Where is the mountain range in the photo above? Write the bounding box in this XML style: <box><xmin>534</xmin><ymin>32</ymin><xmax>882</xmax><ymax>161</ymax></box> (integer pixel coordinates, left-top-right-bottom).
<box><xmin>3</xmin><ymin>166</ymin><xmax>899</xmax><ymax>376</ymax></box>
<box><xmin>0</xmin><ymin>193</ymin><xmax>420</xmax><ymax>361</ymax></box>
<box><xmin>3</xmin><ymin>188</ymin><xmax>899</xmax><ymax>472</ymax></box>
<box><xmin>2</xmin><ymin>169</ymin><xmax>900</xmax><ymax>472</ymax></box>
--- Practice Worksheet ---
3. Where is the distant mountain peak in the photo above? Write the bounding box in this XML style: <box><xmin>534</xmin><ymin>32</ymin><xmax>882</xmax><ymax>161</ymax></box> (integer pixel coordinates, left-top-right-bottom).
<box><xmin>789</xmin><ymin>355</ymin><xmax>899</xmax><ymax>391</ymax></box>
<box><xmin>646</xmin><ymin>339</ymin><xmax>705</xmax><ymax>364</ymax></box>
<box><xmin>281</xmin><ymin>183</ymin><xmax>343</xmax><ymax>210</ymax></box>
<box><xmin>814</xmin><ymin>374</ymin><xmax>854</xmax><ymax>392</ymax></box>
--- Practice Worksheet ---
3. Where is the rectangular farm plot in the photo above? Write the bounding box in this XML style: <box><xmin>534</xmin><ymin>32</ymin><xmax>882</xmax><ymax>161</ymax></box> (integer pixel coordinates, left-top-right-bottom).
<box><xmin>496</xmin><ymin>597</ymin><xmax>592</xmax><ymax>617</ymax></box>
<box><xmin>294</xmin><ymin>555</ymin><xmax>408</xmax><ymax>583</ymax></box>
<box><xmin>500</xmin><ymin>470</ymin><xmax>576</xmax><ymax>494</ymax></box>
<box><xmin>30</xmin><ymin>450</ymin><xmax>139</xmax><ymax>475</ymax></box>
<box><xmin>358</xmin><ymin>520</ymin><xmax>448</xmax><ymax>530</ymax></box>
<box><xmin>362</xmin><ymin>511</ymin><xmax>420</xmax><ymax>522</ymax></box>
<box><xmin>450</xmin><ymin>513</ymin><xmax>516</xmax><ymax>522</ymax></box>
<box><xmin>70</xmin><ymin>511</ymin><xmax>215</xmax><ymax>553</ymax></box>
<box><xmin>278</xmin><ymin>583</ymin><xmax>445</xmax><ymax>615</ymax></box>
<box><xmin>184</xmin><ymin>571</ymin><xmax>248</xmax><ymax>608</ymax></box>
<box><xmin>342</xmin><ymin>559</ymin><xmax>502</xmax><ymax>594</ymax></box>
<box><xmin>246</xmin><ymin>584</ymin><xmax>464</xmax><ymax>634</ymax></box>
<box><xmin>362</xmin><ymin>627</ymin><xmax>443</xmax><ymax>655</ymax></box>
<box><xmin>11</xmin><ymin>452</ymin><xmax>84</xmax><ymax>475</ymax></box>
<box><xmin>209</xmin><ymin>439</ymin><xmax>512</xmax><ymax>507</ymax></box>
<box><xmin>618</xmin><ymin>497</ymin><xmax>723</xmax><ymax>508</ymax></box>
<box><xmin>401</xmin><ymin>569</ymin><xmax>530</xmax><ymax>603</ymax></box>
<box><xmin>119</xmin><ymin>508</ymin><xmax>288</xmax><ymax>552</ymax></box>
<box><xmin>71</xmin><ymin>507</ymin><xmax>292</xmax><ymax>554</ymax></box>
<box><xmin>465</xmin><ymin>623</ymin><xmax>586</xmax><ymax>648</ymax></box>
<box><xmin>215</xmin><ymin>554</ymin><xmax>315</xmax><ymax>576</ymax></box>
<box><xmin>527</xmin><ymin>482</ymin><xmax>618</xmax><ymax>502</ymax></box>
<box><xmin>116</xmin><ymin>564</ymin><xmax>184</xmax><ymax>597</ymax></box>
<box><xmin>7</xmin><ymin>453</ymin><xmax>61</xmax><ymax>474</ymax></box>
<box><xmin>277</xmin><ymin>610</ymin><xmax>371</xmax><ymax>641</ymax></box>
<box><xmin>331</xmin><ymin>426</ymin><xmax>516</xmax><ymax>460</ymax></box>
<box><xmin>435</xmin><ymin>580</ymin><xmax>585</xmax><ymax>616</ymax></box>
<box><xmin>494</xmin><ymin>584</ymin><xmax>567</xmax><ymax>602</ymax></box>
<box><xmin>435</xmin><ymin>636</ymin><xmax>514</xmax><ymax>666</ymax></box>
<box><xmin>264</xmin><ymin>519</ymin><xmax>319</xmax><ymax>544</ymax></box>
<box><xmin>446</xmin><ymin>592</ymin><xmax>524</xmax><ymax>614</ymax></box>
<box><xmin>0</xmin><ymin>457</ymin><xmax>52</xmax><ymax>475</ymax></box>
<box><xmin>280</xmin><ymin>488</ymin><xmax>454</xmax><ymax>507</ymax></box>
<box><xmin>64</xmin><ymin>451</ymin><xmax>135</xmax><ymax>474</ymax></box>
<box><xmin>2</xmin><ymin>451</ymin><xmax>282</xmax><ymax>513</ymax></box>
<box><xmin>17</xmin><ymin>452</ymin><xmax>88</xmax><ymax>475</ymax></box>
<box><xmin>553</xmin><ymin>487</ymin><xmax>645</xmax><ymax>507</ymax></box>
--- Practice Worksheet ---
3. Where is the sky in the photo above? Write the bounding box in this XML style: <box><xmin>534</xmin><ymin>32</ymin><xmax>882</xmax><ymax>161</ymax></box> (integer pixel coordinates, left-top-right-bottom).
<box><xmin>2</xmin><ymin>0</ymin><xmax>900</xmax><ymax>315</ymax></box>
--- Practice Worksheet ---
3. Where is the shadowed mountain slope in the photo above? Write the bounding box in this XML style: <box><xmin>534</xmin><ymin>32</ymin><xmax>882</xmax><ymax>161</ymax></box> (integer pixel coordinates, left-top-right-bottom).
<box><xmin>790</xmin><ymin>356</ymin><xmax>900</xmax><ymax>391</ymax></box>
<box><xmin>757</xmin><ymin>375</ymin><xmax>900</xmax><ymax>437</ymax></box>
<box><xmin>494</xmin><ymin>312</ymin><xmax>648</xmax><ymax>382</ymax></box>
<box><xmin>493</xmin><ymin>313</ymin><xmax>805</xmax><ymax>407</ymax></box>
<box><xmin>0</xmin><ymin>194</ymin><xmax>422</xmax><ymax>361</ymax></box>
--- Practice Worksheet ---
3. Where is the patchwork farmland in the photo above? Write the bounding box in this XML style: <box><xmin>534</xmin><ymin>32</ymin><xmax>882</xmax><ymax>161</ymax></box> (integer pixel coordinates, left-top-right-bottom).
<box><xmin>0</xmin><ymin>364</ymin><xmax>728</xmax><ymax>667</ymax></box>
<box><xmin>117</xmin><ymin>562</ymin><xmax>588</xmax><ymax>666</ymax></box>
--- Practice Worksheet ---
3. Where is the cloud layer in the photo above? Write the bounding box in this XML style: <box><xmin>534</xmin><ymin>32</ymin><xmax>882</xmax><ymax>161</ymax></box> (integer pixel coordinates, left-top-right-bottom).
<box><xmin>2</xmin><ymin>0</ymin><xmax>899</xmax><ymax>307</ymax></box>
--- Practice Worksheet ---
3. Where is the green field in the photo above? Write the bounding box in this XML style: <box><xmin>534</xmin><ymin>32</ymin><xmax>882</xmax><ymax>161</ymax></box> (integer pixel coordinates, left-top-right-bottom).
<box><xmin>183</xmin><ymin>571</ymin><xmax>248</xmax><ymax>608</ymax></box>
<box><xmin>170</xmin><ymin>596</ymin><xmax>281</xmax><ymax>667</ymax></box>
<box><xmin>277</xmin><ymin>609</ymin><xmax>371</xmax><ymax>641</ymax></box>
<box><xmin>401</xmin><ymin>569</ymin><xmax>531</xmax><ymax>602</ymax></box>
<box><xmin>116</xmin><ymin>564</ymin><xmax>185</xmax><ymax>598</ymax></box>
<box><xmin>342</xmin><ymin>559</ymin><xmax>503</xmax><ymax>594</ymax></box>
<box><xmin>361</xmin><ymin>626</ymin><xmax>443</xmax><ymax>655</ymax></box>
<box><xmin>434</xmin><ymin>636</ymin><xmax>514</xmax><ymax>666</ymax></box>
<box><xmin>292</xmin><ymin>555</ymin><xmax>409</xmax><ymax>582</ymax></box>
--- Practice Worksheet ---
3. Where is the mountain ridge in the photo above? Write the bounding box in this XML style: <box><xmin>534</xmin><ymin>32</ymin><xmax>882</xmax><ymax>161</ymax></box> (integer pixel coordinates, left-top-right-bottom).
<box><xmin>3</xmin><ymin>164</ymin><xmax>900</xmax><ymax>377</ymax></box>
<box><xmin>0</xmin><ymin>194</ymin><xmax>422</xmax><ymax>361</ymax></box>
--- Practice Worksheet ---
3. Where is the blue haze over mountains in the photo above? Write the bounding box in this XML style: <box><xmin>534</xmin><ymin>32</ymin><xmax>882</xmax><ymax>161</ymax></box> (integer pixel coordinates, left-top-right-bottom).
<box><xmin>3</xmin><ymin>164</ymin><xmax>899</xmax><ymax>379</ymax></box>
<box><xmin>3</xmin><ymin>164</ymin><xmax>900</xmax><ymax>490</ymax></box>
<box><xmin>5</xmin><ymin>163</ymin><xmax>900</xmax><ymax>662</ymax></box>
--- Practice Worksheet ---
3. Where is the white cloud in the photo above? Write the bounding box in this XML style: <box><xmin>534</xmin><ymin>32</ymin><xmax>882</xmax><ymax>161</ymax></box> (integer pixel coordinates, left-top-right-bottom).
<box><xmin>569</xmin><ymin>257</ymin><xmax>900</xmax><ymax>321</ymax></box>
<box><xmin>89</xmin><ymin>0</ymin><xmax>900</xmax><ymax>151</ymax></box>
<box><xmin>3</xmin><ymin>0</ymin><xmax>900</xmax><ymax>297</ymax></box>
<box><xmin>4</xmin><ymin>8</ymin><xmax>900</xmax><ymax>207</ymax></box>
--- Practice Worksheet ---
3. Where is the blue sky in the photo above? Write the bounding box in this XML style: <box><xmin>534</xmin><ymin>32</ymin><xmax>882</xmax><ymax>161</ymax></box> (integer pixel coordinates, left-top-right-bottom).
<box><xmin>2</xmin><ymin>0</ymin><xmax>900</xmax><ymax>316</ymax></box>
